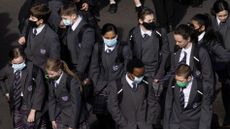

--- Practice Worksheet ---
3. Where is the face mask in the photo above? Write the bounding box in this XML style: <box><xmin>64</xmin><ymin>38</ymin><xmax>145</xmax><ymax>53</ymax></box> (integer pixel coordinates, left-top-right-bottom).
<box><xmin>12</xmin><ymin>62</ymin><xmax>26</xmax><ymax>72</ymax></box>
<box><xmin>29</xmin><ymin>21</ymin><xmax>38</xmax><ymax>28</ymax></box>
<box><xmin>176</xmin><ymin>81</ymin><xmax>189</xmax><ymax>88</ymax></box>
<box><xmin>142</xmin><ymin>22</ymin><xmax>157</xmax><ymax>30</ymax></box>
<box><xmin>63</xmin><ymin>19</ymin><xmax>73</xmax><ymax>26</ymax></box>
<box><xmin>103</xmin><ymin>37</ymin><xmax>118</xmax><ymax>47</ymax></box>
<box><xmin>133</xmin><ymin>76</ymin><xmax>144</xmax><ymax>84</ymax></box>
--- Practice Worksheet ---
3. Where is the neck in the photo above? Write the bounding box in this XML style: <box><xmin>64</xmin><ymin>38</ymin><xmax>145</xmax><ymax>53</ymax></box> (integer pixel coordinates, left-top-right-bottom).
<box><xmin>184</xmin><ymin>42</ymin><xmax>192</xmax><ymax>49</ymax></box>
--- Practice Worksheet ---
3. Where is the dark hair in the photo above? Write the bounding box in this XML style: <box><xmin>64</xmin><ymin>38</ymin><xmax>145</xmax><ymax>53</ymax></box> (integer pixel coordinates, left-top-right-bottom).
<box><xmin>191</xmin><ymin>13</ymin><xmax>211</xmax><ymax>31</ymax></box>
<box><xmin>138</xmin><ymin>7</ymin><xmax>155</xmax><ymax>21</ymax></box>
<box><xmin>101</xmin><ymin>23</ymin><xmax>118</xmax><ymax>36</ymax></box>
<box><xmin>126</xmin><ymin>59</ymin><xmax>144</xmax><ymax>73</ymax></box>
<box><xmin>9</xmin><ymin>47</ymin><xmax>26</xmax><ymax>61</ymax></box>
<box><xmin>30</xmin><ymin>3</ymin><xmax>51</xmax><ymax>23</ymax></box>
<box><xmin>174</xmin><ymin>24</ymin><xmax>198</xmax><ymax>43</ymax></box>
<box><xmin>211</xmin><ymin>0</ymin><xmax>229</xmax><ymax>15</ymax></box>
<box><xmin>176</xmin><ymin>64</ymin><xmax>192</xmax><ymax>78</ymax></box>
<box><xmin>60</xmin><ymin>1</ymin><xmax>78</xmax><ymax>16</ymax></box>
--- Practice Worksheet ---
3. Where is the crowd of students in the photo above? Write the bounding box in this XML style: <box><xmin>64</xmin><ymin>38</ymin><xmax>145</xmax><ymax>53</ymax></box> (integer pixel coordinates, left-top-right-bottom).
<box><xmin>1</xmin><ymin>0</ymin><xmax>230</xmax><ymax>129</ymax></box>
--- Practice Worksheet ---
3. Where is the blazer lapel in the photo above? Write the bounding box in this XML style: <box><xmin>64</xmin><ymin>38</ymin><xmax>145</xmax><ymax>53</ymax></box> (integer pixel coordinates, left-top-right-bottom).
<box><xmin>185</xmin><ymin>79</ymin><xmax>197</xmax><ymax>110</ymax></box>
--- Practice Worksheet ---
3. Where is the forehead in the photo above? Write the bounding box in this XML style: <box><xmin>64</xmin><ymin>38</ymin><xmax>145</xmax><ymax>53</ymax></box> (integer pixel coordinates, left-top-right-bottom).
<box><xmin>143</xmin><ymin>14</ymin><xmax>155</xmax><ymax>21</ymax></box>
<box><xmin>103</xmin><ymin>31</ymin><xmax>116</xmax><ymax>37</ymax></box>
<box><xmin>175</xmin><ymin>75</ymin><xmax>186</xmax><ymax>81</ymax></box>
<box><xmin>217</xmin><ymin>10</ymin><xmax>229</xmax><ymax>16</ymax></box>
<box><xmin>191</xmin><ymin>20</ymin><xmax>200</xmax><ymax>26</ymax></box>
<box><xmin>61</xmin><ymin>15</ymin><xmax>72</xmax><ymax>19</ymax></box>
<box><xmin>174</xmin><ymin>34</ymin><xmax>185</xmax><ymax>41</ymax></box>
<box><xmin>12</xmin><ymin>56</ymin><xmax>24</xmax><ymax>64</ymax></box>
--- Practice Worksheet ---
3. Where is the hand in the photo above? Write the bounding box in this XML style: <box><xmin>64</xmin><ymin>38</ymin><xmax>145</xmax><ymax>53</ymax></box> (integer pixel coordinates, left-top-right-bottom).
<box><xmin>27</xmin><ymin>109</ymin><xmax>36</xmax><ymax>123</ymax></box>
<box><xmin>18</xmin><ymin>36</ymin><xmax>26</xmax><ymax>45</ymax></box>
<box><xmin>83</xmin><ymin>78</ymin><xmax>92</xmax><ymax>86</ymax></box>
<box><xmin>68</xmin><ymin>128</ymin><xmax>73</xmax><ymax>129</ymax></box>
<box><xmin>81</xmin><ymin>3</ymin><xmax>89</xmax><ymax>11</ymax></box>
<box><xmin>52</xmin><ymin>121</ymin><xmax>57</xmax><ymax>129</ymax></box>
<box><xmin>5</xmin><ymin>93</ymin><xmax>10</xmax><ymax>101</ymax></box>
<box><xmin>153</xmin><ymin>79</ymin><xmax>159</xmax><ymax>83</ymax></box>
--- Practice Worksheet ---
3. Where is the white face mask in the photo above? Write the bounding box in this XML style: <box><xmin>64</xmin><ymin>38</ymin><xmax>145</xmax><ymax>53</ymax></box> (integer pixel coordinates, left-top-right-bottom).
<box><xmin>133</xmin><ymin>76</ymin><xmax>144</xmax><ymax>84</ymax></box>
<box><xmin>12</xmin><ymin>62</ymin><xmax>26</xmax><ymax>72</ymax></box>
<box><xmin>103</xmin><ymin>36</ymin><xmax>118</xmax><ymax>47</ymax></box>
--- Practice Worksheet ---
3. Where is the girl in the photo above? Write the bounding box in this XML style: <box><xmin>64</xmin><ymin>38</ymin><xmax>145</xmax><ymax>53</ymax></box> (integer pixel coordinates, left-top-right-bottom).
<box><xmin>45</xmin><ymin>58</ymin><xmax>88</xmax><ymax>129</ymax></box>
<box><xmin>0</xmin><ymin>47</ymin><xmax>46</xmax><ymax>129</ymax></box>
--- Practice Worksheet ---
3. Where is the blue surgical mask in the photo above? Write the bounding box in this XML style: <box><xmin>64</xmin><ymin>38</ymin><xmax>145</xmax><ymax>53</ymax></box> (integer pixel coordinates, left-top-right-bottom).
<box><xmin>12</xmin><ymin>62</ymin><xmax>26</xmax><ymax>72</ymax></box>
<box><xmin>63</xmin><ymin>19</ymin><xmax>72</xmax><ymax>26</ymax></box>
<box><xmin>133</xmin><ymin>76</ymin><xmax>144</xmax><ymax>84</ymax></box>
<box><xmin>103</xmin><ymin>37</ymin><xmax>118</xmax><ymax>47</ymax></box>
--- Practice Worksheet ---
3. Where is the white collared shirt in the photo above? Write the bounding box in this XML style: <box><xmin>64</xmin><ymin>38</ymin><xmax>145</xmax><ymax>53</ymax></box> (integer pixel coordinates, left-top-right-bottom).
<box><xmin>217</xmin><ymin>17</ymin><xmax>221</xmax><ymax>25</ymax></box>
<box><xmin>104</xmin><ymin>44</ymin><xmax>116</xmax><ymax>52</ymax></box>
<box><xmin>33</xmin><ymin>24</ymin><xmax>45</xmax><ymax>35</ymax></box>
<box><xmin>54</xmin><ymin>72</ymin><xmax>63</xmax><ymax>87</ymax></box>
<box><xmin>183</xmin><ymin>77</ymin><xmax>193</xmax><ymax>108</ymax></box>
<box><xmin>179</xmin><ymin>44</ymin><xmax>192</xmax><ymax>65</ymax></box>
<box><xmin>140</xmin><ymin>26</ymin><xmax>152</xmax><ymax>38</ymax></box>
<box><xmin>198</xmin><ymin>32</ymin><xmax>205</xmax><ymax>42</ymax></box>
<box><xmin>71</xmin><ymin>16</ymin><xmax>83</xmax><ymax>31</ymax></box>
<box><xmin>125</xmin><ymin>74</ymin><xmax>134</xmax><ymax>88</ymax></box>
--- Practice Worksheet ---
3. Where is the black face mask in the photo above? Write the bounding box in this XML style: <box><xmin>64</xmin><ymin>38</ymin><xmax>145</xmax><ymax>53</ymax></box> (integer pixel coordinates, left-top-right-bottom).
<box><xmin>29</xmin><ymin>21</ymin><xmax>38</xmax><ymax>28</ymax></box>
<box><xmin>142</xmin><ymin>22</ymin><xmax>157</xmax><ymax>30</ymax></box>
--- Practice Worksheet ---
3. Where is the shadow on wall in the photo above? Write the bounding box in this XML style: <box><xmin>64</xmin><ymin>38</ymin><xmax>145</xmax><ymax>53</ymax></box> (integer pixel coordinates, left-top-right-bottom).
<box><xmin>0</xmin><ymin>13</ymin><xmax>19</xmax><ymax>68</ymax></box>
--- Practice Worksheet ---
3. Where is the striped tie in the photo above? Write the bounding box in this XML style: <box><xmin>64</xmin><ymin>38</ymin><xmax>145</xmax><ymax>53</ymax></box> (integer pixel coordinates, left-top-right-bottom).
<box><xmin>13</xmin><ymin>70</ymin><xmax>22</xmax><ymax>109</ymax></box>
<box><xmin>179</xmin><ymin>88</ymin><xmax>185</xmax><ymax>109</ymax></box>
<box><xmin>179</xmin><ymin>51</ymin><xmax>187</xmax><ymax>65</ymax></box>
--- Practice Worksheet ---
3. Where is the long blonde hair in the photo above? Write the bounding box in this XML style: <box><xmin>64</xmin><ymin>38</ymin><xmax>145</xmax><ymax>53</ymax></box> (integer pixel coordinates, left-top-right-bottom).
<box><xmin>45</xmin><ymin>58</ymin><xmax>82</xmax><ymax>91</ymax></box>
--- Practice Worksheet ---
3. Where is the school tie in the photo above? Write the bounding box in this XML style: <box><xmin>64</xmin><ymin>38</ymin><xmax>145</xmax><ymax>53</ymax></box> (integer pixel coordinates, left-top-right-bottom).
<box><xmin>179</xmin><ymin>88</ymin><xmax>185</xmax><ymax>109</ymax></box>
<box><xmin>32</xmin><ymin>29</ymin><xmax>37</xmax><ymax>38</ymax></box>
<box><xmin>143</xmin><ymin>34</ymin><xmax>149</xmax><ymax>39</ymax></box>
<box><xmin>13</xmin><ymin>70</ymin><xmax>22</xmax><ymax>109</ymax></box>
<box><xmin>132</xmin><ymin>82</ymin><xmax>138</xmax><ymax>92</ymax></box>
<box><xmin>179</xmin><ymin>51</ymin><xmax>187</xmax><ymax>65</ymax></box>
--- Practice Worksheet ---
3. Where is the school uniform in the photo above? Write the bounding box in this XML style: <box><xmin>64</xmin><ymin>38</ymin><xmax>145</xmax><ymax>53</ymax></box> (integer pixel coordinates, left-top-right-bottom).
<box><xmin>172</xmin><ymin>43</ymin><xmax>214</xmax><ymax>94</ymax></box>
<box><xmin>48</xmin><ymin>72</ymin><xmax>88</xmax><ymax>129</ymax></box>
<box><xmin>164</xmin><ymin>77</ymin><xmax>213</xmax><ymax>129</ymax></box>
<box><xmin>107</xmin><ymin>75</ymin><xmax>161</xmax><ymax>129</ymax></box>
<box><xmin>24</xmin><ymin>24</ymin><xmax>61</xmax><ymax>70</ymax></box>
<box><xmin>62</xmin><ymin>15</ymin><xmax>95</xmax><ymax>79</ymax></box>
<box><xmin>0</xmin><ymin>60</ymin><xmax>46</xmax><ymax>129</ymax></box>
<box><xmin>128</xmin><ymin>26</ymin><xmax>170</xmax><ymax>80</ymax></box>
<box><xmin>211</xmin><ymin>16</ymin><xmax>230</xmax><ymax>125</ymax></box>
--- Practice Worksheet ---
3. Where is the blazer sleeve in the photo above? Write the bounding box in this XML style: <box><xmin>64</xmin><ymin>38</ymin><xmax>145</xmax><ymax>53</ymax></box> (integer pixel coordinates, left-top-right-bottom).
<box><xmin>210</xmin><ymin>43</ymin><xmax>230</xmax><ymax>63</ymax></box>
<box><xmin>0</xmin><ymin>66</ymin><xmax>9</xmax><ymax>95</ymax></box>
<box><xmin>89</xmin><ymin>43</ymin><xmax>100</xmax><ymax>86</ymax></box>
<box><xmin>49</xmin><ymin>31</ymin><xmax>61</xmax><ymax>59</ymax></box>
<box><xmin>199</xmin><ymin>47</ymin><xmax>214</xmax><ymax>91</ymax></box>
<box><xmin>163</xmin><ymin>84</ymin><xmax>174</xmax><ymax>129</ymax></box>
<box><xmin>122</xmin><ymin>44</ymin><xmax>133</xmax><ymax>70</ymax></box>
<box><xmin>48</xmin><ymin>82</ymin><xmax>56</xmax><ymax>121</ymax></box>
<box><xmin>107</xmin><ymin>81</ymin><xmax>128</xmax><ymax>127</ymax></box>
<box><xmin>70</xmin><ymin>78</ymin><xmax>82</xmax><ymax>128</ymax></box>
<box><xmin>147</xmin><ymin>83</ymin><xmax>161</xmax><ymax>125</ymax></box>
<box><xmin>154</xmin><ymin>28</ymin><xmax>170</xmax><ymax>80</ymax></box>
<box><xmin>198</xmin><ymin>83</ymin><xmax>213</xmax><ymax>129</ymax></box>
<box><xmin>31</xmin><ymin>68</ymin><xmax>46</xmax><ymax>111</ymax></box>
<box><xmin>77</xmin><ymin>27</ymin><xmax>95</xmax><ymax>76</ymax></box>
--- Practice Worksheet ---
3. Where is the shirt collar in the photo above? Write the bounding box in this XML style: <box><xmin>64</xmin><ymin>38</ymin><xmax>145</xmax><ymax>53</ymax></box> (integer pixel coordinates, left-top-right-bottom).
<box><xmin>198</xmin><ymin>32</ymin><xmax>205</xmax><ymax>41</ymax></box>
<box><xmin>125</xmin><ymin>74</ymin><xmax>134</xmax><ymax>88</ymax></box>
<box><xmin>71</xmin><ymin>15</ymin><xmax>82</xmax><ymax>31</ymax></box>
<box><xmin>33</xmin><ymin>24</ymin><xmax>45</xmax><ymax>35</ymax></box>
<box><xmin>217</xmin><ymin>17</ymin><xmax>221</xmax><ymax>25</ymax></box>
<box><xmin>140</xmin><ymin>26</ymin><xmax>152</xmax><ymax>37</ymax></box>
<box><xmin>55</xmin><ymin>72</ymin><xmax>63</xmax><ymax>85</ymax></box>
<box><xmin>104</xmin><ymin>44</ymin><xmax>116</xmax><ymax>52</ymax></box>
